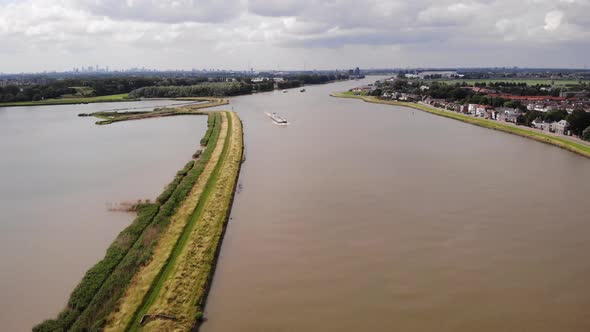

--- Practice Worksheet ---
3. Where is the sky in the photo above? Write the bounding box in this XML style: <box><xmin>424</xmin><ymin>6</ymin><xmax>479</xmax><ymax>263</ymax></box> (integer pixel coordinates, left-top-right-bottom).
<box><xmin>0</xmin><ymin>0</ymin><xmax>589</xmax><ymax>72</ymax></box>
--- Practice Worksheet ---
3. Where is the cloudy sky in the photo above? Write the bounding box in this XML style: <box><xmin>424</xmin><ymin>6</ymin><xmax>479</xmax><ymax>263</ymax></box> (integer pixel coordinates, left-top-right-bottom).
<box><xmin>1</xmin><ymin>0</ymin><xmax>589</xmax><ymax>72</ymax></box>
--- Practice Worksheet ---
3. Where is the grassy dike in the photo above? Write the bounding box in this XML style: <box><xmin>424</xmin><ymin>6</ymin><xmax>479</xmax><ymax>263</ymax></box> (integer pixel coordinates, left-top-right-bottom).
<box><xmin>126</xmin><ymin>112</ymin><xmax>243</xmax><ymax>331</ymax></box>
<box><xmin>101</xmin><ymin>112</ymin><xmax>230</xmax><ymax>331</ymax></box>
<box><xmin>332</xmin><ymin>92</ymin><xmax>590</xmax><ymax>159</ymax></box>
<box><xmin>33</xmin><ymin>111</ymin><xmax>232</xmax><ymax>331</ymax></box>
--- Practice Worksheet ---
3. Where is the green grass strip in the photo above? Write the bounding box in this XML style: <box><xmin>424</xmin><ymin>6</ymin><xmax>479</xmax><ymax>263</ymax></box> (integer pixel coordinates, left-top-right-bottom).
<box><xmin>127</xmin><ymin>112</ymin><xmax>232</xmax><ymax>332</ymax></box>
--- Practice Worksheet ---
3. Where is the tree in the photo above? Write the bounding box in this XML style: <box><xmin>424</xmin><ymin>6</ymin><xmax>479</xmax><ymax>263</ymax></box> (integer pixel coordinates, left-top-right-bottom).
<box><xmin>543</xmin><ymin>109</ymin><xmax>568</xmax><ymax>123</ymax></box>
<box><xmin>2</xmin><ymin>93</ymin><xmax>15</xmax><ymax>102</ymax></box>
<box><xmin>15</xmin><ymin>92</ymin><xmax>27</xmax><ymax>101</ymax></box>
<box><xmin>504</xmin><ymin>100</ymin><xmax>523</xmax><ymax>109</ymax></box>
<box><xmin>393</xmin><ymin>79</ymin><xmax>408</xmax><ymax>90</ymax></box>
<box><xmin>583</xmin><ymin>126</ymin><xmax>590</xmax><ymax>142</ymax></box>
<box><xmin>524</xmin><ymin>110</ymin><xmax>542</xmax><ymax>126</ymax></box>
<box><xmin>370</xmin><ymin>88</ymin><xmax>382</xmax><ymax>96</ymax></box>
<box><xmin>566</xmin><ymin>110</ymin><xmax>590</xmax><ymax>136</ymax></box>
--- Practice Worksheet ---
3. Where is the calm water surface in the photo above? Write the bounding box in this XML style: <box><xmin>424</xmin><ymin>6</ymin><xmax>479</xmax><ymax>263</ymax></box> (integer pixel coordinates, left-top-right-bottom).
<box><xmin>0</xmin><ymin>100</ymin><xmax>207</xmax><ymax>331</ymax></box>
<box><xmin>202</xmin><ymin>77</ymin><xmax>590</xmax><ymax>332</ymax></box>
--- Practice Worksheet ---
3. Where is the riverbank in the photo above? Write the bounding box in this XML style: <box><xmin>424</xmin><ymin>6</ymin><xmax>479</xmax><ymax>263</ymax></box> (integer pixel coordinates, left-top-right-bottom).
<box><xmin>0</xmin><ymin>93</ymin><xmax>134</xmax><ymax>107</ymax></box>
<box><xmin>34</xmin><ymin>101</ymin><xmax>243</xmax><ymax>331</ymax></box>
<box><xmin>331</xmin><ymin>92</ymin><xmax>590</xmax><ymax>159</ymax></box>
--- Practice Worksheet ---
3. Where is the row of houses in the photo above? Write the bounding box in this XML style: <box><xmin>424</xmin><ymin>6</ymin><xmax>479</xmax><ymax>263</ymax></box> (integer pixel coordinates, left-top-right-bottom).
<box><xmin>420</xmin><ymin>98</ymin><xmax>524</xmax><ymax>123</ymax></box>
<box><xmin>382</xmin><ymin>91</ymin><xmax>420</xmax><ymax>101</ymax></box>
<box><xmin>463</xmin><ymin>87</ymin><xmax>590</xmax><ymax>113</ymax></box>
<box><xmin>421</xmin><ymin>98</ymin><xmax>573</xmax><ymax>135</ymax></box>
<box><xmin>531</xmin><ymin>119</ymin><xmax>570</xmax><ymax>135</ymax></box>
<box><xmin>524</xmin><ymin>99</ymin><xmax>590</xmax><ymax>113</ymax></box>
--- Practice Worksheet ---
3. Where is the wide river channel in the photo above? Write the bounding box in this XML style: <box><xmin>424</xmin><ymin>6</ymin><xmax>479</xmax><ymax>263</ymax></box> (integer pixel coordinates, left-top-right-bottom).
<box><xmin>202</xmin><ymin>77</ymin><xmax>590</xmax><ymax>332</ymax></box>
<box><xmin>1</xmin><ymin>77</ymin><xmax>590</xmax><ymax>331</ymax></box>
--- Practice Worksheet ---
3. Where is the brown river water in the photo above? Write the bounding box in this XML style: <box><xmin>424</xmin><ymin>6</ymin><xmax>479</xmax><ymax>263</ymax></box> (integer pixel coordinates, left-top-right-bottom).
<box><xmin>0</xmin><ymin>100</ymin><xmax>207</xmax><ymax>331</ymax></box>
<box><xmin>201</xmin><ymin>77</ymin><xmax>590</xmax><ymax>332</ymax></box>
<box><xmin>1</xmin><ymin>78</ymin><xmax>589</xmax><ymax>331</ymax></box>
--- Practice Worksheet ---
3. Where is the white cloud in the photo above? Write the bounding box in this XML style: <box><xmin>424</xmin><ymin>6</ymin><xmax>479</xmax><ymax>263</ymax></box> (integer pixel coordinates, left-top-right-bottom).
<box><xmin>69</xmin><ymin>0</ymin><xmax>244</xmax><ymax>23</ymax></box>
<box><xmin>544</xmin><ymin>10</ymin><xmax>564</xmax><ymax>31</ymax></box>
<box><xmin>418</xmin><ymin>2</ymin><xmax>485</xmax><ymax>26</ymax></box>
<box><xmin>0</xmin><ymin>0</ymin><xmax>589</xmax><ymax>72</ymax></box>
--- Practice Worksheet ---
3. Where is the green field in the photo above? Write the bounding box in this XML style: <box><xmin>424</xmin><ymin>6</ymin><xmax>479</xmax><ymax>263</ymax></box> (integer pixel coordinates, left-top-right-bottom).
<box><xmin>423</xmin><ymin>78</ymin><xmax>586</xmax><ymax>86</ymax></box>
<box><xmin>332</xmin><ymin>92</ymin><xmax>590</xmax><ymax>159</ymax></box>
<box><xmin>0</xmin><ymin>93</ymin><xmax>134</xmax><ymax>107</ymax></box>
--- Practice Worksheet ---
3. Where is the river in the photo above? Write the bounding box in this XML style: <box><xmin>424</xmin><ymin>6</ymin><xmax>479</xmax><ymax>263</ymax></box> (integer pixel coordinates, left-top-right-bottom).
<box><xmin>0</xmin><ymin>100</ymin><xmax>207</xmax><ymax>331</ymax></box>
<box><xmin>1</xmin><ymin>80</ymin><xmax>590</xmax><ymax>331</ymax></box>
<box><xmin>201</xmin><ymin>77</ymin><xmax>590</xmax><ymax>332</ymax></box>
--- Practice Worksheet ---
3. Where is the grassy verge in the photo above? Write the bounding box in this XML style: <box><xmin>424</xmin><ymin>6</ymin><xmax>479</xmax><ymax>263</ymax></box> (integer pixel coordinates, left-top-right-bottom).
<box><xmin>331</xmin><ymin>93</ymin><xmax>590</xmax><ymax>159</ymax></box>
<box><xmin>33</xmin><ymin>112</ymin><xmax>223</xmax><ymax>332</ymax></box>
<box><xmin>0</xmin><ymin>93</ymin><xmax>133</xmax><ymax>107</ymax></box>
<box><xmin>129</xmin><ymin>111</ymin><xmax>242</xmax><ymax>331</ymax></box>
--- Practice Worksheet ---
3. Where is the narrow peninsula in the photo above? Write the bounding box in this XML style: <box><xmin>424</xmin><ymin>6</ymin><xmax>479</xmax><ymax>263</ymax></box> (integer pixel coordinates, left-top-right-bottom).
<box><xmin>34</xmin><ymin>99</ymin><xmax>243</xmax><ymax>332</ymax></box>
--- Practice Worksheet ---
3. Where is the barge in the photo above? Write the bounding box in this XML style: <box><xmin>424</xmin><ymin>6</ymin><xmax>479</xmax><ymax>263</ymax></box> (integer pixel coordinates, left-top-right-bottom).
<box><xmin>265</xmin><ymin>112</ymin><xmax>289</xmax><ymax>126</ymax></box>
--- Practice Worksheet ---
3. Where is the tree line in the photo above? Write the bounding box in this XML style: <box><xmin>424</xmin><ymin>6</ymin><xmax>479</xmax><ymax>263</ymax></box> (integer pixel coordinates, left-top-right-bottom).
<box><xmin>277</xmin><ymin>74</ymin><xmax>349</xmax><ymax>90</ymax></box>
<box><xmin>0</xmin><ymin>76</ymin><xmax>245</xmax><ymax>103</ymax></box>
<box><xmin>128</xmin><ymin>80</ymin><xmax>278</xmax><ymax>98</ymax></box>
<box><xmin>0</xmin><ymin>77</ymin><xmax>157</xmax><ymax>102</ymax></box>
<box><xmin>0</xmin><ymin>74</ymin><xmax>349</xmax><ymax>102</ymax></box>
<box><xmin>129</xmin><ymin>82</ymin><xmax>252</xmax><ymax>98</ymax></box>
<box><xmin>0</xmin><ymin>84</ymin><xmax>76</xmax><ymax>102</ymax></box>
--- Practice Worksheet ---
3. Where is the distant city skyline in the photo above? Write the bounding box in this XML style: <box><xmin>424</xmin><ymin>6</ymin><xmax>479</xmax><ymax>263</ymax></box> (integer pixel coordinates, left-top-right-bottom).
<box><xmin>1</xmin><ymin>0</ymin><xmax>589</xmax><ymax>72</ymax></box>
<box><xmin>2</xmin><ymin>65</ymin><xmax>590</xmax><ymax>76</ymax></box>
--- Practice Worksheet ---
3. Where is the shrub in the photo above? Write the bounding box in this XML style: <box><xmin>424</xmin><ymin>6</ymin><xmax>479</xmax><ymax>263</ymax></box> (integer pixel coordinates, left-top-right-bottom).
<box><xmin>200</xmin><ymin>113</ymin><xmax>218</xmax><ymax>146</ymax></box>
